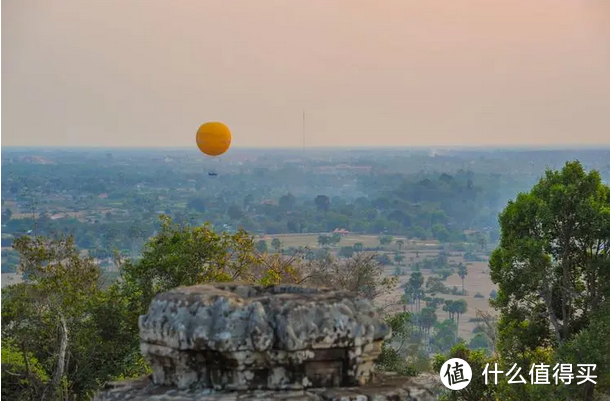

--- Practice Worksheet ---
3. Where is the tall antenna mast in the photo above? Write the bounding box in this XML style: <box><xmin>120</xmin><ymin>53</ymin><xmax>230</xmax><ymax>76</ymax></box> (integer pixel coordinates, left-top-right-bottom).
<box><xmin>302</xmin><ymin>110</ymin><xmax>305</xmax><ymax>151</ymax></box>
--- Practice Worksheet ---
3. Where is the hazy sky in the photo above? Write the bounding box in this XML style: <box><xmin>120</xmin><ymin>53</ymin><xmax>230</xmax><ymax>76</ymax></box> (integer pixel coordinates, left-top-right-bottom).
<box><xmin>3</xmin><ymin>0</ymin><xmax>610</xmax><ymax>148</ymax></box>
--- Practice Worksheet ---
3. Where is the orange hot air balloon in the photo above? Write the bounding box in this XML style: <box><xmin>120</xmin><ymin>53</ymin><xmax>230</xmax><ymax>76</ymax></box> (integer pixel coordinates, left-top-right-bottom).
<box><xmin>195</xmin><ymin>122</ymin><xmax>232</xmax><ymax>157</ymax></box>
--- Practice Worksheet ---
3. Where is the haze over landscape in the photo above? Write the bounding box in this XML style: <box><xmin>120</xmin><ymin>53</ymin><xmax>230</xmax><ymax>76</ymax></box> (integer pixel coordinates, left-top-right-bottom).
<box><xmin>3</xmin><ymin>2</ymin><xmax>610</xmax><ymax>400</ymax></box>
<box><xmin>3</xmin><ymin>0</ymin><xmax>610</xmax><ymax>148</ymax></box>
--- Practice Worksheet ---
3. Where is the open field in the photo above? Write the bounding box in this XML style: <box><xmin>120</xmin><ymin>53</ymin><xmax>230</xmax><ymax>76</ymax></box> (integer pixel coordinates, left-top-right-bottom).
<box><xmin>1</xmin><ymin>273</ymin><xmax>23</xmax><ymax>288</ymax></box>
<box><xmin>259</xmin><ymin>233</ymin><xmax>441</xmax><ymax>250</ymax></box>
<box><xmin>379</xmin><ymin>258</ymin><xmax>496</xmax><ymax>341</ymax></box>
<box><xmin>262</xmin><ymin>234</ymin><xmax>496</xmax><ymax>341</ymax></box>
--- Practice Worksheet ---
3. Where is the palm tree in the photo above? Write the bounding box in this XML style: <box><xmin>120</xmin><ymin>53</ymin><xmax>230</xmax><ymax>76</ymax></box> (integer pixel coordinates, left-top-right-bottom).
<box><xmin>457</xmin><ymin>263</ymin><xmax>468</xmax><ymax>295</ymax></box>
<box><xmin>453</xmin><ymin>299</ymin><xmax>468</xmax><ymax>342</ymax></box>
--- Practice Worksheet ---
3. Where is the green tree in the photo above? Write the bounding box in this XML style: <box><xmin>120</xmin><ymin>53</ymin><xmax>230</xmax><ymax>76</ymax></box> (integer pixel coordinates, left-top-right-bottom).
<box><xmin>256</xmin><ymin>239</ymin><xmax>268</xmax><ymax>253</ymax></box>
<box><xmin>376</xmin><ymin>253</ymin><xmax>392</xmax><ymax>266</ymax></box>
<box><xmin>278</xmin><ymin>193</ymin><xmax>296</xmax><ymax>212</ymax></box>
<box><xmin>435</xmin><ymin>268</ymin><xmax>453</xmax><ymax>281</ymax></box>
<box><xmin>317</xmin><ymin>235</ymin><xmax>330</xmax><ymax>248</ymax></box>
<box><xmin>457</xmin><ymin>263</ymin><xmax>468</xmax><ymax>295</ymax></box>
<box><xmin>426</xmin><ymin>276</ymin><xmax>447</xmax><ymax>296</ymax></box>
<box><xmin>440</xmin><ymin>299</ymin><xmax>467</xmax><ymax>343</ymax></box>
<box><xmin>426</xmin><ymin>296</ymin><xmax>446</xmax><ymax>310</ymax></box>
<box><xmin>404</xmin><ymin>272</ymin><xmax>424</xmax><ymax>313</ymax></box>
<box><xmin>475</xmin><ymin>232</ymin><xmax>488</xmax><ymax>252</ymax></box>
<box><xmin>7</xmin><ymin>235</ymin><xmax>101</xmax><ymax>400</ymax></box>
<box><xmin>2</xmin><ymin>235</ymin><xmax>146</xmax><ymax>400</ymax></box>
<box><xmin>314</xmin><ymin>195</ymin><xmax>330</xmax><ymax>213</ymax></box>
<box><xmin>489</xmin><ymin>161</ymin><xmax>610</xmax><ymax>400</ymax></box>
<box><xmin>338</xmin><ymin>246</ymin><xmax>354</xmax><ymax>258</ymax></box>
<box><xmin>420</xmin><ymin>306</ymin><xmax>438</xmax><ymax>351</ymax></box>
<box><xmin>396</xmin><ymin>239</ymin><xmax>405</xmax><ymax>251</ymax></box>
<box><xmin>432</xmin><ymin>224</ymin><xmax>450</xmax><ymax>242</ymax></box>
<box><xmin>430</xmin><ymin>319</ymin><xmax>458</xmax><ymax>353</ymax></box>
<box><xmin>271</xmin><ymin>238</ymin><xmax>282</xmax><ymax>253</ymax></box>
<box><xmin>443</xmin><ymin>300</ymin><xmax>456</xmax><ymax>323</ymax></box>
<box><xmin>119</xmin><ymin>215</ymin><xmax>278</xmax><ymax>314</ymax></box>
<box><xmin>1</xmin><ymin>340</ymin><xmax>49</xmax><ymax>400</ymax></box>
<box><xmin>433</xmin><ymin>343</ymin><xmax>497</xmax><ymax>401</ymax></box>
<box><xmin>379</xmin><ymin>235</ymin><xmax>394</xmax><ymax>246</ymax></box>
<box><xmin>469</xmin><ymin>332</ymin><xmax>490</xmax><ymax>351</ymax></box>
<box><xmin>376</xmin><ymin>312</ymin><xmax>417</xmax><ymax>376</ymax></box>
<box><xmin>353</xmin><ymin>242</ymin><xmax>364</xmax><ymax>253</ymax></box>
<box><xmin>330</xmin><ymin>233</ymin><xmax>342</xmax><ymax>246</ymax></box>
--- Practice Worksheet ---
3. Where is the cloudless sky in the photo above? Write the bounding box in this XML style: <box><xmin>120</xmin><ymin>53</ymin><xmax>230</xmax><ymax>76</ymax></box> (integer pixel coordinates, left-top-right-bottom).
<box><xmin>3</xmin><ymin>0</ymin><xmax>609</xmax><ymax>148</ymax></box>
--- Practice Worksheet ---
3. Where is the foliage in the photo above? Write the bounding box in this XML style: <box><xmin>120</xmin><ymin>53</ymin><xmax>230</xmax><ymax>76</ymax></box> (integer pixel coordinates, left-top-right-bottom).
<box><xmin>338</xmin><ymin>246</ymin><xmax>354</xmax><ymax>258</ymax></box>
<box><xmin>376</xmin><ymin>312</ymin><xmax>418</xmax><ymax>376</ymax></box>
<box><xmin>376</xmin><ymin>253</ymin><xmax>393</xmax><ymax>266</ymax></box>
<box><xmin>5</xmin><ymin>153</ymin><xmax>610</xmax><ymax>398</ymax></box>
<box><xmin>426</xmin><ymin>276</ymin><xmax>448</xmax><ymax>296</ymax></box>
<box><xmin>490</xmin><ymin>161</ymin><xmax>610</xmax><ymax>400</ymax></box>
<box><xmin>555</xmin><ymin>299</ymin><xmax>610</xmax><ymax>398</ymax></box>
<box><xmin>433</xmin><ymin>342</ymin><xmax>497</xmax><ymax>401</ymax></box>
<box><xmin>300</xmin><ymin>252</ymin><xmax>397</xmax><ymax>301</ymax></box>
<box><xmin>118</xmin><ymin>215</ymin><xmax>267</xmax><ymax>312</ymax></box>
<box><xmin>456</xmin><ymin>263</ymin><xmax>468</xmax><ymax>294</ymax></box>
<box><xmin>1</xmin><ymin>340</ymin><xmax>49</xmax><ymax>401</ymax></box>
<box><xmin>2</xmin><ymin>149</ymin><xmax>539</xmax><ymax>262</ymax></box>
<box><xmin>256</xmin><ymin>239</ymin><xmax>268</xmax><ymax>253</ymax></box>
<box><xmin>1</xmin><ymin>234</ymin><xmax>148</xmax><ymax>401</ymax></box>
<box><xmin>430</xmin><ymin>319</ymin><xmax>459</xmax><ymax>353</ymax></box>
<box><xmin>379</xmin><ymin>235</ymin><xmax>394</xmax><ymax>246</ymax></box>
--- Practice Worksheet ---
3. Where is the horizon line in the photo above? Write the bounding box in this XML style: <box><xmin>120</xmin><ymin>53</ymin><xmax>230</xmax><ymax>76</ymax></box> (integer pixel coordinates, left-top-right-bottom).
<box><xmin>3</xmin><ymin>144</ymin><xmax>610</xmax><ymax>151</ymax></box>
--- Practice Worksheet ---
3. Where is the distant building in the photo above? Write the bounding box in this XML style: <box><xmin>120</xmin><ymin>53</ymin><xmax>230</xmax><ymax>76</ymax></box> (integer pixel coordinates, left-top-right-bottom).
<box><xmin>260</xmin><ymin>199</ymin><xmax>277</xmax><ymax>205</ymax></box>
<box><xmin>333</xmin><ymin>228</ymin><xmax>350</xmax><ymax>236</ymax></box>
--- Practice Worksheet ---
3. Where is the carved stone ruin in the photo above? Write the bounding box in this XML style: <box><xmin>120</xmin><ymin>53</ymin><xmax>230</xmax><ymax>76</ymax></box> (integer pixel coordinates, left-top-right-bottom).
<box><xmin>140</xmin><ymin>284</ymin><xmax>389</xmax><ymax>390</ymax></box>
<box><xmin>94</xmin><ymin>283</ymin><xmax>439</xmax><ymax>400</ymax></box>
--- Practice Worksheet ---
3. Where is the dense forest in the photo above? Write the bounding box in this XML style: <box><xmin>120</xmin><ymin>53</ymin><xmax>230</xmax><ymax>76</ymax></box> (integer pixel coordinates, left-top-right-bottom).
<box><xmin>2</xmin><ymin>149</ymin><xmax>610</xmax><ymax>400</ymax></box>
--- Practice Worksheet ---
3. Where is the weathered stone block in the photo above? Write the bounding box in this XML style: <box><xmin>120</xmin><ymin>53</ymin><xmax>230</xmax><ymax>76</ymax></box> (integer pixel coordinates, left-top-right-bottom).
<box><xmin>138</xmin><ymin>284</ymin><xmax>391</xmax><ymax>390</ymax></box>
